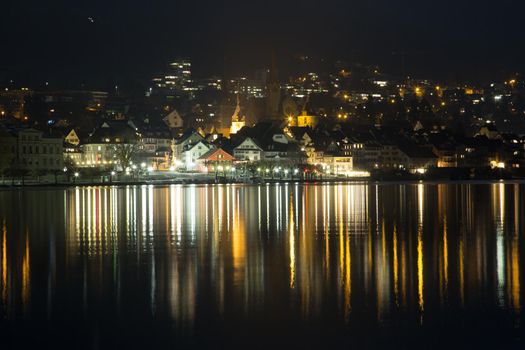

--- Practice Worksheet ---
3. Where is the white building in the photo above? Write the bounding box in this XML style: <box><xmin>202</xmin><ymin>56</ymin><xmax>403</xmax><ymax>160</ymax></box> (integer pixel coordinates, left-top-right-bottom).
<box><xmin>182</xmin><ymin>141</ymin><xmax>212</xmax><ymax>171</ymax></box>
<box><xmin>233</xmin><ymin>137</ymin><xmax>263</xmax><ymax>162</ymax></box>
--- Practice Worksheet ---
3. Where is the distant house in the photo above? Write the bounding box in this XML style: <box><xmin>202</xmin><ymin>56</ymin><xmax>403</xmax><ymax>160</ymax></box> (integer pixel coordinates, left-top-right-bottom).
<box><xmin>0</xmin><ymin>126</ymin><xmax>64</xmax><ymax>171</ymax></box>
<box><xmin>323</xmin><ymin>155</ymin><xmax>354</xmax><ymax>176</ymax></box>
<box><xmin>182</xmin><ymin>141</ymin><xmax>212</xmax><ymax>171</ymax></box>
<box><xmin>197</xmin><ymin>148</ymin><xmax>235</xmax><ymax>172</ymax></box>
<box><xmin>297</xmin><ymin>111</ymin><xmax>318</xmax><ymax>128</ymax></box>
<box><xmin>163</xmin><ymin>110</ymin><xmax>184</xmax><ymax>130</ymax></box>
<box><xmin>233</xmin><ymin>137</ymin><xmax>263</xmax><ymax>162</ymax></box>
<box><xmin>174</xmin><ymin>129</ymin><xmax>205</xmax><ymax>163</ymax></box>
<box><xmin>136</xmin><ymin>119</ymin><xmax>173</xmax><ymax>170</ymax></box>
<box><xmin>476</xmin><ymin>125</ymin><xmax>502</xmax><ymax>140</ymax></box>
<box><xmin>288</xmin><ymin>127</ymin><xmax>314</xmax><ymax>147</ymax></box>
<box><xmin>81</xmin><ymin>120</ymin><xmax>139</xmax><ymax>168</ymax></box>
<box><xmin>65</xmin><ymin>129</ymin><xmax>81</xmax><ymax>145</ymax></box>
<box><xmin>398</xmin><ymin>145</ymin><xmax>438</xmax><ymax>171</ymax></box>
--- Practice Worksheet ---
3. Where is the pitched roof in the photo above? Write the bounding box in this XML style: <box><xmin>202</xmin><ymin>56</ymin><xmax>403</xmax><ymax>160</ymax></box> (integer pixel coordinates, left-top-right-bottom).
<box><xmin>198</xmin><ymin>148</ymin><xmax>235</xmax><ymax>161</ymax></box>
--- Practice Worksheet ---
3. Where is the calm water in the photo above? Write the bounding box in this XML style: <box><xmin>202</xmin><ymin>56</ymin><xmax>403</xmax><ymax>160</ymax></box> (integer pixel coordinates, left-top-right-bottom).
<box><xmin>0</xmin><ymin>183</ymin><xmax>523</xmax><ymax>349</ymax></box>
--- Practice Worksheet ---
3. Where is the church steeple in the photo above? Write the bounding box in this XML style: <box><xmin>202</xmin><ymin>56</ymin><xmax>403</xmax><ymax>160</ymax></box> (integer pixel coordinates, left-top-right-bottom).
<box><xmin>231</xmin><ymin>94</ymin><xmax>242</xmax><ymax>123</ymax></box>
<box><xmin>230</xmin><ymin>94</ymin><xmax>245</xmax><ymax>135</ymax></box>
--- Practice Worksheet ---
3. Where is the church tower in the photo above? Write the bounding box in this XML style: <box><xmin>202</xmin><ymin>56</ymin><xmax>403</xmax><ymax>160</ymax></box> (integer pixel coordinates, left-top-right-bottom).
<box><xmin>230</xmin><ymin>94</ymin><xmax>246</xmax><ymax>135</ymax></box>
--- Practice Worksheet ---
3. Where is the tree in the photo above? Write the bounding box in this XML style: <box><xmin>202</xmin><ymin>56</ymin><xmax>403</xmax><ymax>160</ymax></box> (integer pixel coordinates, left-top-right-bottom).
<box><xmin>114</xmin><ymin>144</ymin><xmax>139</xmax><ymax>171</ymax></box>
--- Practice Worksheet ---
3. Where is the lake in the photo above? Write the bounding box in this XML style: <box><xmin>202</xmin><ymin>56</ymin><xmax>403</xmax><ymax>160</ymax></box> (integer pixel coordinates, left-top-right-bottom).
<box><xmin>0</xmin><ymin>183</ymin><xmax>523</xmax><ymax>349</ymax></box>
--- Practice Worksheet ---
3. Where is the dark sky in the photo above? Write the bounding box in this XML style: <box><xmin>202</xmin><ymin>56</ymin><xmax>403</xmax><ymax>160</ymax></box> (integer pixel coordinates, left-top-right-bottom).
<box><xmin>2</xmin><ymin>0</ymin><xmax>525</xmax><ymax>87</ymax></box>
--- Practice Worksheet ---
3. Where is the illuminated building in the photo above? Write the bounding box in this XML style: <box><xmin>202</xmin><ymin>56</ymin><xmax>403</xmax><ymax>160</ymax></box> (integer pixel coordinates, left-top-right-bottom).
<box><xmin>197</xmin><ymin>148</ymin><xmax>235</xmax><ymax>172</ymax></box>
<box><xmin>182</xmin><ymin>141</ymin><xmax>212</xmax><ymax>171</ymax></box>
<box><xmin>163</xmin><ymin>109</ymin><xmax>184</xmax><ymax>130</ymax></box>
<box><xmin>233</xmin><ymin>137</ymin><xmax>263</xmax><ymax>162</ymax></box>
<box><xmin>80</xmin><ymin>120</ymin><xmax>139</xmax><ymax>168</ymax></box>
<box><xmin>297</xmin><ymin>111</ymin><xmax>317</xmax><ymax>128</ymax></box>
<box><xmin>229</xmin><ymin>95</ymin><xmax>246</xmax><ymax>136</ymax></box>
<box><xmin>151</xmin><ymin>58</ymin><xmax>193</xmax><ymax>95</ymax></box>
<box><xmin>173</xmin><ymin>129</ymin><xmax>205</xmax><ymax>164</ymax></box>
<box><xmin>64</xmin><ymin>129</ymin><xmax>81</xmax><ymax>146</ymax></box>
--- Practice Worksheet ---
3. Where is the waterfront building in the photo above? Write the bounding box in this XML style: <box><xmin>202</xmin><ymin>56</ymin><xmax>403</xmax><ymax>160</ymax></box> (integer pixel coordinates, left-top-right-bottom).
<box><xmin>174</xmin><ymin>129</ymin><xmax>205</xmax><ymax>164</ymax></box>
<box><xmin>233</xmin><ymin>137</ymin><xmax>263</xmax><ymax>162</ymax></box>
<box><xmin>182</xmin><ymin>141</ymin><xmax>212</xmax><ymax>171</ymax></box>
<box><xmin>0</xmin><ymin>125</ymin><xmax>63</xmax><ymax>172</ymax></box>
<box><xmin>80</xmin><ymin>120</ymin><xmax>139</xmax><ymax>168</ymax></box>
<box><xmin>197</xmin><ymin>148</ymin><xmax>235</xmax><ymax>172</ymax></box>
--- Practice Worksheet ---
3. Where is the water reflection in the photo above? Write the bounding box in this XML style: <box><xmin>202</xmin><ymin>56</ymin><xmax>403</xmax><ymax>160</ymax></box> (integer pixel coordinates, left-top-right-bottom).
<box><xmin>0</xmin><ymin>183</ymin><xmax>523</xmax><ymax>346</ymax></box>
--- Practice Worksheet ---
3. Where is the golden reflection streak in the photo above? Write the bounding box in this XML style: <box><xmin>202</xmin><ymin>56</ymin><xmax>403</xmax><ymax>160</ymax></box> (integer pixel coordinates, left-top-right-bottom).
<box><xmin>417</xmin><ymin>184</ymin><xmax>424</xmax><ymax>314</ymax></box>
<box><xmin>510</xmin><ymin>185</ymin><xmax>520</xmax><ymax>312</ymax></box>
<box><xmin>510</xmin><ymin>237</ymin><xmax>520</xmax><ymax>312</ymax></box>
<box><xmin>289</xmin><ymin>194</ymin><xmax>296</xmax><ymax>289</ymax></box>
<box><xmin>495</xmin><ymin>183</ymin><xmax>505</xmax><ymax>306</ymax></box>
<box><xmin>344</xmin><ymin>227</ymin><xmax>351</xmax><ymax>320</ymax></box>
<box><xmin>231</xmin><ymin>188</ymin><xmax>246</xmax><ymax>286</ymax></box>
<box><xmin>339</xmin><ymin>186</ymin><xmax>344</xmax><ymax>288</ymax></box>
<box><xmin>324</xmin><ymin>186</ymin><xmax>330</xmax><ymax>270</ymax></box>
<box><xmin>393</xmin><ymin>224</ymin><xmax>399</xmax><ymax>307</ymax></box>
<box><xmin>21</xmin><ymin>230</ymin><xmax>30</xmax><ymax>311</ymax></box>
<box><xmin>417</xmin><ymin>228</ymin><xmax>424</xmax><ymax>313</ymax></box>
<box><xmin>459</xmin><ymin>236</ymin><xmax>465</xmax><ymax>306</ymax></box>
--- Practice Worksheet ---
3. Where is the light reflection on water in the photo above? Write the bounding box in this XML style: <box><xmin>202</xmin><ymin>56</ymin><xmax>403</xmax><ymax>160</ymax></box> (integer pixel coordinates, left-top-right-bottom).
<box><xmin>0</xmin><ymin>183</ymin><xmax>523</xmax><ymax>348</ymax></box>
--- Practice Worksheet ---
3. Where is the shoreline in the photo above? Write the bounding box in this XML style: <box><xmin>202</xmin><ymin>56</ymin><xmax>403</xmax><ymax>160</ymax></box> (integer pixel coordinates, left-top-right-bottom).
<box><xmin>1</xmin><ymin>176</ymin><xmax>525</xmax><ymax>189</ymax></box>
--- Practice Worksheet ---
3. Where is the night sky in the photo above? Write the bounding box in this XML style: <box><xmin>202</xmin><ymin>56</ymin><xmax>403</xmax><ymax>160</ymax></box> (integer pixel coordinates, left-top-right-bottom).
<box><xmin>2</xmin><ymin>0</ymin><xmax>525</xmax><ymax>87</ymax></box>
